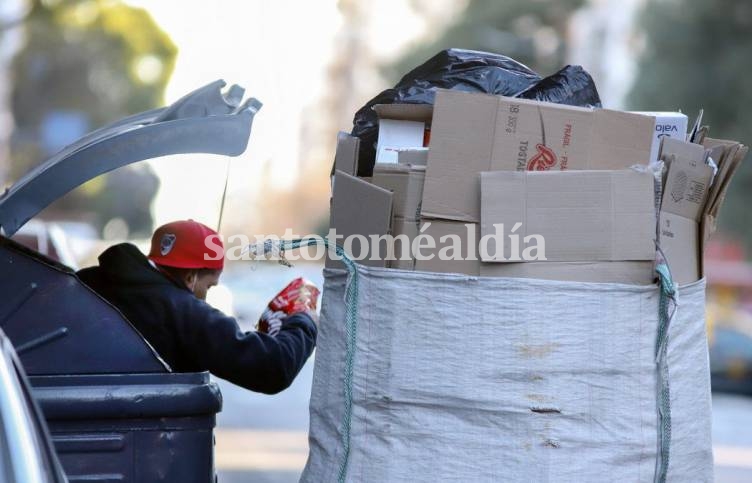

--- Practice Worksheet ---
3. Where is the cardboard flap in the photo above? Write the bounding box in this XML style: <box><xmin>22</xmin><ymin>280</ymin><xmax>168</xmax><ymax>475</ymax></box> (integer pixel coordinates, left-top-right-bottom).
<box><xmin>374</xmin><ymin>104</ymin><xmax>434</xmax><ymax>123</ymax></box>
<box><xmin>659</xmin><ymin>138</ymin><xmax>706</xmax><ymax>169</ymax></box>
<box><xmin>591</xmin><ymin>109</ymin><xmax>656</xmax><ymax>167</ymax></box>
<box><xmin>330</xmin><ymin>170</ymin><xmax>393</xmax><ymax>267</ymax></box>
<box><xmin>480</xmin><ymin>170</ymin><xmax>656</xmax><ymax>262</ymax></box>
<box><xmin>422</xmin><ymin>90</ymin><xmax>499</xmax><ymax>221</ymax></box>
<box><xmin>659</xmin><ymin>211</ymin><xmax>700</xmax><ymax>285</ymax></box>
<box><xmin>660</xmin><ymin>150</ymin><xmax>713</xmax><ymax>222</ymax></box>
<box><xmin>333</xmin><ymin>132</ymin><xmax>360</xmax><ymax>176</ymax></box>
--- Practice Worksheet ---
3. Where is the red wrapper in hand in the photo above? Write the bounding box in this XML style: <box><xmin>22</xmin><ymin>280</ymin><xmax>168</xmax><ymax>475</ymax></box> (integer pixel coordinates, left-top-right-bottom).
<box><xmin>257</xmin><ymin>278</ymin><xmax>320</xmax><ymax>335</ymax></box>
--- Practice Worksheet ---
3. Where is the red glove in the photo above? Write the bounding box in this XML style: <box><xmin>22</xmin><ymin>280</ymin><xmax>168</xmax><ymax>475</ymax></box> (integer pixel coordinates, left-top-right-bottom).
<box><xmin>257</xmin><ymin>278</ymin><xmax>320</xmax><ymax>335</ymax></box>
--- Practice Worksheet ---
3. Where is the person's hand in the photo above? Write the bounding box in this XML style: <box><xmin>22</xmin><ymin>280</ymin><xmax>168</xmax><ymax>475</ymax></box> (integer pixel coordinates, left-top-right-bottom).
<box><xmin>258</xmin><ymin>278</ymin><xmax>321</xmax><ymax>335</ymax></box>
<box><xmin>257</xmin><ymin>309</ymin><xmax>286</xmax><ymax>336</ymax></box>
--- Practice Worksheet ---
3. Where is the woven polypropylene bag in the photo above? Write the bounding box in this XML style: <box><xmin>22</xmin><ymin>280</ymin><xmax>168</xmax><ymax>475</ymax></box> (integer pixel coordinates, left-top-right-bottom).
<box><xmin>301</xmin><ymin>266</ymin><xmax>713</xmax><ymax>483</ymax></box>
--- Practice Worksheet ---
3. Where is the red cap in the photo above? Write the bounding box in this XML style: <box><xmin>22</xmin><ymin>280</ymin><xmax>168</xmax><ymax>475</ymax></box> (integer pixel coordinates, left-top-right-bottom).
<box><xmin>148</xmin><ymin>220</ymin><xmax>224</xmax><ymax>270</ymax></box>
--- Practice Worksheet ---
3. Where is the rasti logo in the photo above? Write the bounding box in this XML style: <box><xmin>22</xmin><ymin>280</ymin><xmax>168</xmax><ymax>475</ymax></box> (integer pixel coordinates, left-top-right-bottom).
<box><xmin>527</xmin><ymin>144</ymin><xmax>557</xmax><ymax>171</ymax></box>
<box><xmin>526</xmin><ymin>107</ymin><xmax>557</xmax><ymax>171</ymax></box>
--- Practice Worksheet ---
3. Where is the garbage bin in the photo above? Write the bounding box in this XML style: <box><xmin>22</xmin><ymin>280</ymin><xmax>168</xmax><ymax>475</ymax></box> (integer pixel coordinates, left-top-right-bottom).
<box><xmin>0</xmin><ymin>236</ymin><xmax>224</xmax><ymax>483</ymax></box>
<box><xmin>31</xmin><ymin>372</ymin><xmax>222</xmax><ymax>482</ymax></box>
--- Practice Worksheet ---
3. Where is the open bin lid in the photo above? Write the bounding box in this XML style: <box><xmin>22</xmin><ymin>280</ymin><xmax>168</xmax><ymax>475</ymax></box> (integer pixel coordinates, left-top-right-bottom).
<box><xmin>0</xmin><ymin>79</ymin><xmax>262</xmax><ymax>237</ymax></box>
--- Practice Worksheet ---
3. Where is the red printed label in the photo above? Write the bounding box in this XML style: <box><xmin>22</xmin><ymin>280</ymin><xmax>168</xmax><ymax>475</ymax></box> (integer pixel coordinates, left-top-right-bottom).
<box><xmin>527</xmin><ymin>144</ymin><xmax>557</xmax><ymax>171</ymax></box>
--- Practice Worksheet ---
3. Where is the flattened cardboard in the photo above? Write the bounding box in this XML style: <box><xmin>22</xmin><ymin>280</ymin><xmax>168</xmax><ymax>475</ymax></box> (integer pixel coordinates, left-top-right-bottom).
<box><xmin>372</xmin><ymin>165</ymin><xmax>426</xmax><ymax>221</ymax></box>
<box><xmin>411</xmin><ymin>220</ymin><xmax>655</xmax><ymax>283</ymax></box>
<box><xmin>422</xmin><ymin>89</ymin><xmax>655</xmax><ymax>222</ymax></box>
<box><xmin>660</xmin><ymin>142</ymin><xmax>713</xmax><ymax>222</ymax></box>
<box><xmin>328</xmin><ymin>170</ymin><xmax>393</xmax><ymax>268</ymax></box>
<box><xmin>390</xmin><ymin>217</ymin><xmax>419</xmax><ymax>270</ymax></box>
<box><xmin>658</xmin><ymin>212</ymin><xmax>699</xmax><ymax>285</ymax></box>
<box><xmin>414</xmin><ymin>221</ymin><xmax>480</xmax><ymax>276</ymax></box>
<box><xmin>480</xmin><ymin>260</ymin><xmax>656</xmax><ymax>285</ymax></box>
<box><xmin>657</xmin><ymin>139</ymin><xmax>713</xmax><ymax>285</ymax></box>
<box><xmin>658</xmin><ymin>137</ymin><xmax>706</xmax><ymax>173</ymax></box>
<box><xmin>480</xmin><ymin>170</ymin><xmax>656</xmax><ymax>262</ymax></box>
<box><xmin>334</xmin><ymin>132</ymin><xmax>360</xmax><ymax>175</ymax></box>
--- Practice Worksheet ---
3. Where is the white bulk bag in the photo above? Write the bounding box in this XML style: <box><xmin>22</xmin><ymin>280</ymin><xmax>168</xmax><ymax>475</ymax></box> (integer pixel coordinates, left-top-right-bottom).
<box><xmin>301</xmin><ymin>266</ymin><xmax>713</xmax><ymax>483</ymax></box>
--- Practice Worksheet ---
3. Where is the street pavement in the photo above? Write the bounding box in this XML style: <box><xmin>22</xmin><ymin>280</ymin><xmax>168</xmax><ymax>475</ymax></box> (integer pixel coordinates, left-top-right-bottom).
<box><xmin>213</xmin><ymin>261</ymin><xmax>321</xmax><ymax>483</ymax></box>
<box><xmin>215</xmin><ymin>370</ymin><xmax>752</xmax><ymax>482</ymax></box>
<box><xmin>213</xmin><ymin>262</ymin><xmax>752</xmax><ymax>482</ymax></box>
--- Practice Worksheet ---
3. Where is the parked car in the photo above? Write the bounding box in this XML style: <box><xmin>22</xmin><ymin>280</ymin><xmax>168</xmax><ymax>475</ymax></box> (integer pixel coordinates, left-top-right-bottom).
<box><xmin>10</xmin><ymin>219</ymin><xmax>78</xmax><ymax>269</ymax></box>
<box><xmin>0</xmin><ymin>328</ymin><xmax>67</xmax><ymax>483</ymax></box>
<box><xmin>710</xmin><ymin>326</ymin><xmax>752</xmax><ymax>395</ymax></box>
<box><xmin>0</xmin><ymin>80</ymin><xmax>261</xmax><ymax>482</ymax></box>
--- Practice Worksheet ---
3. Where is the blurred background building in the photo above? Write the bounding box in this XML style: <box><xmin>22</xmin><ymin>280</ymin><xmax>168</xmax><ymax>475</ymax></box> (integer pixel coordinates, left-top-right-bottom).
<box><xmin>2</xmin><ymin>1</ymin><xmax>752</xmax><ymax>481</ymax></box>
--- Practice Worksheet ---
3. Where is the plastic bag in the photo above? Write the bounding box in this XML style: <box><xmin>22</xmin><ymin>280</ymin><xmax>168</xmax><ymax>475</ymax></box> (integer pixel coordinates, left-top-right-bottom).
<box><xmin>351</xmin><ymin>49</ymin><xmax>602</xmax><ymax>176</ymax></box>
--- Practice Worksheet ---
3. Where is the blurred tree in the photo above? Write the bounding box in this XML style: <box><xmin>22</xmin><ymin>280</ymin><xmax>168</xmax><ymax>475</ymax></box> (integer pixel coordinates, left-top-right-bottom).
<box><xmin>385</xmin><ymin>0</ymin><xmax>585</xmax><ymax>82</ymax></box>
<box><xmin>9</xmin><ymin>0</ymin><xmax>176</xmax><ymax>237</ymax></box>
<box><xmin>628</xmin><ymin>0</ymin><xmax>752</xmax><ymax>249</ymax></box>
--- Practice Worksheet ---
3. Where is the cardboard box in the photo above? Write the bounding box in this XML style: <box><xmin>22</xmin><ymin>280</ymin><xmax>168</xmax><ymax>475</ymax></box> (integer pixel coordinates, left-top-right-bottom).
<box><xmin>328</xmin><ymin>170</ymin><xmax>393</xmax><ymax>268</ymax></box>
<box><xmin>422</xmin><ymin>89</ymin><xmax>656</xmax><ymax>222</ymax></box>
<box><xmin>412</xmin><ymin>220</ymin><xmax>655</xmax><ymax>283</ymax></box>
<box><xmin>480</xmin><ymin>170</ymin><xmax>656</xmax><ymax>263</ymax></box>
<box><xmin>632</xmin><ymin>112</ymin><xmax>688</xmax><ymax>164</ymax></box>
<box><xmin>372</xmin><ymin>164</ymin><xmax>426</xmax><ymax>221</ymax></box>
<box><xmin>657</xmin><ymin>139</ymin><xmax>713</xmax><ymax>284</ymax></box>
<box><xmin>374</xmin><ymin>104</ymin><xmax>433</xmax><ymax>164</ymax></box>
<box><xmin>414</xmin><ymin>221</ymin><xmax>481</xmax><ymax>276</ymax></box>
<box><xmin>390</xmin><ymin>217</ymin><xmax>419</xmax><ymax>270</ymax></box>
<box><xmin>397</xmin><ymin>148</ymin><xmax>428</xmax><ymax>166</ymax></box>
<box><xmin>658</xmin><ymin>213</ymin><xmax>699</xmax><ymax>284</ymax></box>
<box><xmin>376</xmin><ymin>120</ymin><xmax>424</xmax><ymax>164</ymax></box>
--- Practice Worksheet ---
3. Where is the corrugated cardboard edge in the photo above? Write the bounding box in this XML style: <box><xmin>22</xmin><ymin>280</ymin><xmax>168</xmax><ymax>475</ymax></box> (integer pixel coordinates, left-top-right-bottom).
<box><xmin>327</xmin><ymin>170</ymin><xmax>393</xmax><ymax>269</ymax></box>
<box><xmin>334</xmin><ymin>132</ymin><xmax>360</xmax><ymax>176</ymax></box>
<box><xmin>374</xmin><ymin>103</ymin><xmax>434</xmax><ymax>122</ymax></box>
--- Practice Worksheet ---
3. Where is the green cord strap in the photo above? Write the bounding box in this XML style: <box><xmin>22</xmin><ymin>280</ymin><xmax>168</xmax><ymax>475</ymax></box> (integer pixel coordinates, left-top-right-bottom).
<box><xmin>272</xmin><ymin>238</ymin><xmax>359</xmax><ymax>483</ymax></box>
<box><xmin>654</xmin><ymin>263</ymin><xmax>677</xmax><ymax>483</ymax></box>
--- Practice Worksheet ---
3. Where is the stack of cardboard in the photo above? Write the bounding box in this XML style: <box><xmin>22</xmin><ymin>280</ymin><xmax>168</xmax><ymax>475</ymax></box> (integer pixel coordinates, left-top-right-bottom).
<box><xmin>328</xmin><ymin>104</ymin><xmax>432</xmax><ymax>270</ymax></box>
<box><xmin>658</xmin><ymin>136</ymin><xmax>748</xmax><ymax>284</ymax></box>
<box><xmin>329</xmin><ymin>88</ymin><xmax>747</xmax><ymax>285</ymax></box>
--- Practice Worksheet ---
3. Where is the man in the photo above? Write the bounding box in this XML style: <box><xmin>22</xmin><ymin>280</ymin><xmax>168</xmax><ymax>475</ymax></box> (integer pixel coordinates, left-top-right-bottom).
<box><xmin>77</xmin><ymin>219</ymin><xmax>317</xmax><ymax>394</ymax></box>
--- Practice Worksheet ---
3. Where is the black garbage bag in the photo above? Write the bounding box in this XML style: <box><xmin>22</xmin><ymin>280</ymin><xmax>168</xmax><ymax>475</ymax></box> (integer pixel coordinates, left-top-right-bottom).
<box><xmin>517</xmin><ymin>64</ymin><xmax>601</xmax><ymax>107</ymax></box>
<box><xmin>351</xmin><ymin>49</ymin><xmax>601</xmax><ymax>176</ymax></box>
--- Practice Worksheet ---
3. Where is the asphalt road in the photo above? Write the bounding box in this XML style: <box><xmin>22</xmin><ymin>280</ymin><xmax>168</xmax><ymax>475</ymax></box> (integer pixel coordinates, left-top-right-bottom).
<box><xmin>213</xmin><ymin>262</ymin><xmax>321</xmax><ymax>483</ymax></box>
<box><xmin>213</xmin><ymin>262</ymin><xmax>752</xmax><ymax>482</ymax></box>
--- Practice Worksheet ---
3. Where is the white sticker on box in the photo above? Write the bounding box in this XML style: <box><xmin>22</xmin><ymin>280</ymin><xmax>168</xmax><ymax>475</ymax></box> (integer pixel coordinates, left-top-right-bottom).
<box><xmin>376</xmin><ymin>119</ymin><xmax>425</xmax><ymax>164</ymax></box>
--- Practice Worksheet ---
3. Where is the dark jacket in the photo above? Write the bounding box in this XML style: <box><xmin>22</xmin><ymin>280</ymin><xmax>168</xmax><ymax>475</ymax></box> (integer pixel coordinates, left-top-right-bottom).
<box><xmin>77</xmin><ymin>243</ymin><xmax>317</xmax><ymax>394</ymax></box>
